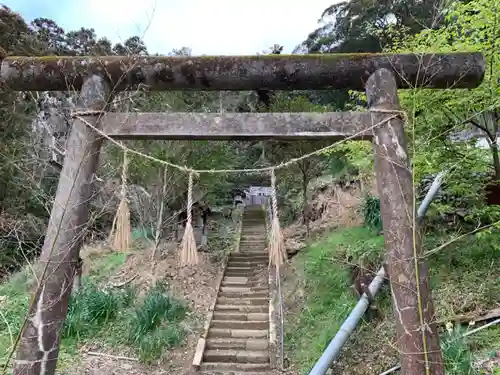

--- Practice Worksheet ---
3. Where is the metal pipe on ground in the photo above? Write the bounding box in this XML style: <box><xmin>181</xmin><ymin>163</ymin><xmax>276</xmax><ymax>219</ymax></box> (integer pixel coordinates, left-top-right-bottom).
<box><xmin>307</xmin><ymin>171</ymin><xmax>447</xmax><ymax>375</ymax></box>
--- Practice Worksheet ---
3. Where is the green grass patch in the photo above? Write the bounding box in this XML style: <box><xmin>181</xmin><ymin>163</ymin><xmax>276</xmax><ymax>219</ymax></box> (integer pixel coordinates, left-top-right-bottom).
<box><xmin>441</xmin><ymin>326</ymin><xmax>478</xmax><ymax>375</ymax></box>
<box><xmin>0</xmin><ymin>272</ymin><xmax>188</xmax><ymax>368</ymax></box>
<box><xmin>127</xmin><ymin>282</ymin><xmax>187</xmax><ymax>362</ymax></box>
<box><xmin>86</xmin><ymin>251</ymin><xmax>127</xmax><ymax>280</ymax></box>
<box><xmin>285</xmin><ymin>226</ymin><xmax>386</xmax><ymax>372</ymax></box>
<box><xmin>63</xmin><ymin>282</ymin><xmax>135</xmax><ymax>340</ymax></box>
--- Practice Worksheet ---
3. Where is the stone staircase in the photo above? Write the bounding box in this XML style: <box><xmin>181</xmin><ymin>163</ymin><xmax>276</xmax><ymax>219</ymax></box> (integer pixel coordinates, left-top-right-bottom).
<box><xmin>199</xmin><ymin>205</ymin><xmax>271</xmax><ymax>374</ymax></box>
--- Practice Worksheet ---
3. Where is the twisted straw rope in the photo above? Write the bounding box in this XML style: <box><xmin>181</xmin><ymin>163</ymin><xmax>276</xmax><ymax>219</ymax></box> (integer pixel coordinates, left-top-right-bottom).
<box><xmin>71</xmin><ymin>108</ymin><xmax>406</xmax><ymax>176</ymax></box>
<box><xmin>120</xmin><ymin>150</ymin><xmax>129</xmax><ymax>200</ymax></box>
<box><xmin>270</xmin><ymin>169</ymin><xmax>279</xmax><ymax>220</ymax></box>
<box><xmin>186</xmin><ymin>172</ymin><xmax>194</xmax><ymax>225</ymax></box>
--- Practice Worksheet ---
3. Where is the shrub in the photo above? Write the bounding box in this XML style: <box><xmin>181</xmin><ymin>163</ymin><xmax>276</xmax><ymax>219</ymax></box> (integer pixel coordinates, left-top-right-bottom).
<box><xmin>361</xmin><ymin>195</ymin><xmax>382</xmax><ymax>232</ymax></box>
<box><xmin>137</xmin><ymin>325</ymin><xmax>184</xmax><ymax>363</ymax></box>
<box><xmin>128</xmin><ymin>283</ymin><xmax>187</xmax><ymax>345</ymax></box>
<box><xmin>63</xmin><ymin>281</ymin><xmax>135</xmax><ymax>340</ymax></box>
<box><xmin>442</xmin><ymin>325</ymin><xmax>478</xmax><ymax>375</ymax></box>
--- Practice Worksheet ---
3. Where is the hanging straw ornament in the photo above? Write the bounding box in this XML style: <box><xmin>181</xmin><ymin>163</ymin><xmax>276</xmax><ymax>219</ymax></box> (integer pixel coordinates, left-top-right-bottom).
<box><xmin>269</xmin><ymin>168</ymin><xmax>287</xmax><ymax>268</ymax></box>
<box><xmin>110</xmin><ymin>150</ymin><xmax>132</xmax><ymax>251</ymax></box>
<box><xmin>179</xmin><ymin>172</ymin><xmax>199</xmax><ymax>266</ymax></box>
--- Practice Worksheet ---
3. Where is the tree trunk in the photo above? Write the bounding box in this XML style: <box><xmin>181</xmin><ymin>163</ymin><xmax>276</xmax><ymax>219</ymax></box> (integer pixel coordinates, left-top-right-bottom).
<box><xmin>12</xmin><ymin>75</ymin><xmax>111</xmax><ymax>375</ymax></box>
<box><xmin>366</xmin><ymin>68</ymin><xmax>444</xmax><ymax>375</ymax></box>
<box><xmin>490</xmin><ymin>140</ymin><xmax>500</xmax><ymax>180</ymax></box>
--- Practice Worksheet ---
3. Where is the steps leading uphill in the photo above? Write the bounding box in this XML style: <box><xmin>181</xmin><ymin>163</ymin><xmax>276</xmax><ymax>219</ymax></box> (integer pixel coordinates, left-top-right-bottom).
<box><xmin>200</xmin><ymin>205</ymin><xmax>271</xmax><ymax>374</ymax></box>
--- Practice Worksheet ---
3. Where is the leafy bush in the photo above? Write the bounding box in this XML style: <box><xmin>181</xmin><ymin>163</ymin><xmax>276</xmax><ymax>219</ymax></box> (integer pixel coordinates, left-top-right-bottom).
<box><xmin>137</xmin><ymin>325</ymin><xmax>184</xmax><ymax>363</ymax></box>
<box><xmin>442</xmin><ymin>325</ymin><xmax>478</xmax><ymax>375</ymax></box>
<box><xmin>63</xmin><ymin>282</ymin><xmax>135</xmax><ymax>340</ymax></box>
<box><xmin>127</xmin><ymin>282</ymin><xmax>187</xmax><ymax>361</ymax></box>
<box><xmin>361</xmin><ymin>195</ymin><xmax>382</xmax><ymax>232</ymax></box>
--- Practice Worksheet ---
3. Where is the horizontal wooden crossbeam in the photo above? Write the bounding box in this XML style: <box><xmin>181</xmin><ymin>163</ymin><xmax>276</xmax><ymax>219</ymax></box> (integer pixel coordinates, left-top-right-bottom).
<box><xmin>0</xmin><ymin>53</ymin><xmax>484</xmax><ymax>91</ymax></box>
<box><xmin>99</xmin><ymin>112</ymin><xmax>375</xmax><ymax>141</ymax></box>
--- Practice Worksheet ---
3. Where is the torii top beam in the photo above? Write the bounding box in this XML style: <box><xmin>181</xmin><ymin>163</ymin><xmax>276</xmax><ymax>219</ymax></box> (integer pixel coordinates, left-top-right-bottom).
<box><xmin>0</xmin><ymin>53</ymin><xmax>485</xmax><ymax>91</ymax></box>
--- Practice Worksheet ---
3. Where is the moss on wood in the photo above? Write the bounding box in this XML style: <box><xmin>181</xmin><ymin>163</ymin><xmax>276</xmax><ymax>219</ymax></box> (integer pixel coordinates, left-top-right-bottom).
<box><xmin>0</xmin><ymin>53</ymin><xmax>485</xmax><ymax>91</ymax></box>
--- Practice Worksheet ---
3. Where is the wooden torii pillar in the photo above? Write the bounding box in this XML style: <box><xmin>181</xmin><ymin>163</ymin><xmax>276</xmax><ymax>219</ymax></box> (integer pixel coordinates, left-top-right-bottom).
<box><xmin>0</xmin><ymin>53</ymin><xmax>485</xmax><ymax>375</ymax></box>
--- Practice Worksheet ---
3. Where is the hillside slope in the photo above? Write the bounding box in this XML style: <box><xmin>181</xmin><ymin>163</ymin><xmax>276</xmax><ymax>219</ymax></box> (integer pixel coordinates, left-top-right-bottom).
<box><xmin>281</xmin><ymin>183</ymin><xmax>500</xmax><ymax>375</ymax></box>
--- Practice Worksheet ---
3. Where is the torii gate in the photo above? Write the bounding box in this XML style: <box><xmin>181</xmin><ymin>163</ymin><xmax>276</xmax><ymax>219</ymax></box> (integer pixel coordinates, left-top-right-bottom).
<box><xmin>0</xmin><ymin>52</ymin><xmax>485</xmax><ymax>375</ymax></box>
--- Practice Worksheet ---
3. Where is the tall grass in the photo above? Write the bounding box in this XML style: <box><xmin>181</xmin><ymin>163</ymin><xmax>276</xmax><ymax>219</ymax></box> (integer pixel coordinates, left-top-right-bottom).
<box><xmin>442</xmin><ymin>325</ymin><xmax>478</xmax><ymax>375</ymax></box>
<box><xmin>127</xmin><ymin>282</ymin><xmax>187</xmax><ymax>362</ymax></box>
<box><xmin>63</xmin><ymin>282</ymin><xmax>135</xmax><ymax>340</ymax></box>
<box><xmin>361</xmin><ymin>194</ymin><xmax>382</xmax><ymax>232</ymax></box>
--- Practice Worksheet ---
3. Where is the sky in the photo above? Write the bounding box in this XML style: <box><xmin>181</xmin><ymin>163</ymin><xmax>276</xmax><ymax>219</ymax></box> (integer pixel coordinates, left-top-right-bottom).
<box><xmin>5</xmin><ymin>0</ymin><xmax>338</xmax><ymax>55</ymax></box>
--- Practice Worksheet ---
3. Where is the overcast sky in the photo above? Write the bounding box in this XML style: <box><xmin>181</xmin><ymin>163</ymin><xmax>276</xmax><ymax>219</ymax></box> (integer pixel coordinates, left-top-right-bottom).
<box><xmin>6</xmin><ymin>0</ymin><xmax>338</xmax><ymax>55</ymax></box>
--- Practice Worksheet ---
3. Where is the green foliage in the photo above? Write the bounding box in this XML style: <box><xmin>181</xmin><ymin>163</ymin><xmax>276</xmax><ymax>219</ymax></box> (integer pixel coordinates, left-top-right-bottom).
<box><xmin>286</xmin><ymin>224</ymin><xmax>500</xmax><ymax>373</ymax></box>
<box><xmin>63</xmin><ymin>282</ymin><xmax>135</xmax><ymax>340</ymax></box>
<box><xmin>320</xmin><ymin>139</ymin><xmax>373</xmax><ymax>183</ymax></box>
<box><xmin>127</xmin><ymin>283</ymin><xmax>186</xmax><ymax>344</ymax></box>
<box><xmin>285</xmin><ymin>227</ymin><xmax>386</xmax><ymax>372</ymax></box>
<box><xmin>0</xmin><ymin>268</ymin><xmax>30</xmax><ymax>361</ymax></box>
<box><xmin>0</xmin><ymin>269</ymin><xmax>188</xmax><ymax>366</ymax></box>
<box><xmin>127</xmin><ymin>282</ymin><xmax>187</xmax><ymax>362</ymax></box>
<box><xmin>441</xmin><ymin>325</ymin><xmax>478</xmax><ymax>375</ymax></box>
<box><xmin>137</xmin><ymin>325</ymin><xmax>184</xmax><ymax>363</ymax></box>
<box><xmin>361</xmin><ymin>195</ymin><xmax>382</xmax><ymax>232</ymax></box>
<box><xmin>269</xmin><ymin>94</ymin><xmax>333</xmax><ymax>113</ymax></box>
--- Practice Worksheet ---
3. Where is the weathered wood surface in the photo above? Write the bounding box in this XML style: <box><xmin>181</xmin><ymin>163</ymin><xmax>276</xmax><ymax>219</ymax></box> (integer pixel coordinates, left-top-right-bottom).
<box><xmin>100</xmin><ymin>112</ymin><xmax>374</xmax><ymax>140</ymax></box>
<box><xmin>12</xmin><ymin>75</ymin><xmax>110</xmax><ymax>375</ymax></box>
<box><xmin>366</xmin><ymin>68</ymin><xmax>445</xmax><ymax>375</ymax></box>
<box><xmin>0</xmin><ymin>53</ymin><xmax>484</xmax><ymax>91</ymax></box>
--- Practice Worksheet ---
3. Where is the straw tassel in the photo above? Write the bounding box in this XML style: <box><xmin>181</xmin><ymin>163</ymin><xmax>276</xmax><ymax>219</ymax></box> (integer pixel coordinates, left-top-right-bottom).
<box><xmin>110</xmin><ymin>150</ymin><xmax>132</xmax><ymax>251</ymax></box>
<box><xmin>269</xmin><ymin>169</ymin><xmax>287</xmax><ymax>268</ymax></box>
<box><xmin>179</xmin><ymin>172</ymin><xmax>199</xmax><ymax>266</ymax></box>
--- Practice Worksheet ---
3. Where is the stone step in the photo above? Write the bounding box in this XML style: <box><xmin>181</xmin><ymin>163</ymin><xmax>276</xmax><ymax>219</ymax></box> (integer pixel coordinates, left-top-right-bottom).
<box><xmin>200</xmin><ymin>362</ymin><xmax>270</xmax><ymax>373</ymax></box>
<box><xmin>231</xmin><ymin>252</ymin><xmax>267</xmax><ymax>256</ymax></box>
<box><xmin>217</xmin><ymin>297</ymin><xmax>268</xmax><ymax>306</ymax></box>
<box><xmin>227</xmin><ymin>262</ymin><xmax>267</xmax><ymax>268</ymax></box>
<box><xmin>203</xmin><ymin>349</ymin><xmax>269</xmax><ymax>364</ymax></box>
<box><xmin>224</xmin><ymin>269</ymin><xmax>263</xmax><ymax>275</ymax></box>
<box><xmin>207</xmin><ymin>328</ymin><xmax>268</xmax><ymax>339</ymax></box>
<box><xmin>214</xmin><ymin>304</ymin><xmax>269</xmax><ymax>313</ymax></box>
<box><xmin>226</xmin><ymin>266</ymin><xmax>258</xmax><ymax>271</ymax></box>
<box><xmin>219</xmin><ymin>286</ymin><xmax>268</xmax><ymax>293</ymax></box>
<box><xmin>222</xmin><ymin>275</ymin><xmax>267</xmax><ymax>281</ymax></box>
<box><xmin>224</xmin><ymin>271</ymin><xmax>257</xmax><ymax>277</ymax></box>
<box><xmin>205</xmin><ymin>337</ymin><xmax>268</xmax><ymax>350</ymax></box>
<box><xmin>219</xmin><ymin>290</ymin><xmax>268</xmax><ymax>298</ymax></box>
<box><xmin>212</xmin><ymin>312</ymin><xmax>268</xmax><ymax>321</ymax></box>
<box><xmin>221</xmin><ymin>282</ymin><xmax>268</xmax><ymax>289</ymax></box>
<box><xmin>222</xmin><ymin>277</ymin><xmax>267</xmax><ymax>286</ymax></box>
<box><xmin>229</xmin><ymin>255</ymin><xmax>268</xmax><ymax>261</ymax></box>
<box><xmin>224</xmin><ymin>268</ymin><xmax>267</xmax><ymax>278</ymax></box>
<box><xmin>225</xmin><ymin>269</ymin><xmax>266</xmax><ymax>275</ymax></box>
<box><xmin>210</xmin><ymin>320</ymin><xmax>268</xmax><ymax>330</ymax></box>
